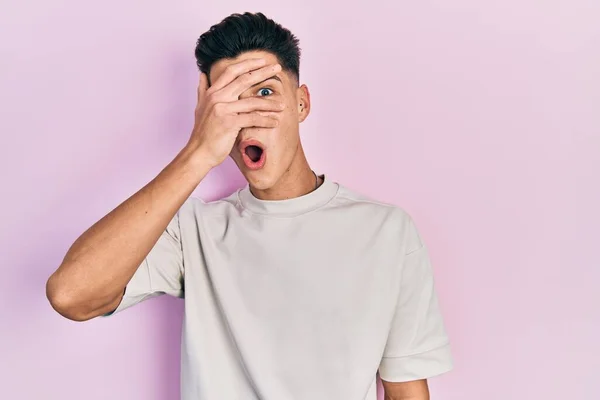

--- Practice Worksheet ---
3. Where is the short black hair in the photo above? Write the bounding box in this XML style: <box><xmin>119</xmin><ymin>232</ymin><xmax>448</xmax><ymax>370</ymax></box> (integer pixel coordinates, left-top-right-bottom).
<box><xmin>194</xmin><ymin>12</ymin><xmax>301</xmax><ymax>85</ymax></box>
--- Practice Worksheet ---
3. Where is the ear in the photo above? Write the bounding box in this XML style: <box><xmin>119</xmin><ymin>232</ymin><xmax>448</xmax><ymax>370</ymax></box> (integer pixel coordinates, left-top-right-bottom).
<box><xmin>296</xmin><ymin>84</ymin><xmax>311</xmax><ymax>122</ymax></box>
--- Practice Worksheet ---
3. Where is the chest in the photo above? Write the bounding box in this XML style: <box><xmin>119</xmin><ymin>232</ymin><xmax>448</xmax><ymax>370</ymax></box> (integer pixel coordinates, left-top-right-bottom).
<box><xmin>196</xmin><ymin>213</ymin><xmax>402</xmax><ymax>323</ymax></box>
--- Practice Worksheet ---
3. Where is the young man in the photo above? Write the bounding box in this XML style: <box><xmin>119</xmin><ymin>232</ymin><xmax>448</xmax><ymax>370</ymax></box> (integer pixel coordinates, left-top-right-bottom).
<box><xmin>46</xmin><ymin>12</ymin><xmax>452</xmax><ymax>400</ymax></box>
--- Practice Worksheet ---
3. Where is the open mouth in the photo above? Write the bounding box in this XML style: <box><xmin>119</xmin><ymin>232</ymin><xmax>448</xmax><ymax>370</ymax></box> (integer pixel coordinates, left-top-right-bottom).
<box><xmin>244</xmin><ymin>145</ymin><xmax>263</xmax><ymax>163</ymax></box>
<box><xmin>239</xmin><ymin>140</ymin><xmax>267</xmax><ymax>170</ymax></box>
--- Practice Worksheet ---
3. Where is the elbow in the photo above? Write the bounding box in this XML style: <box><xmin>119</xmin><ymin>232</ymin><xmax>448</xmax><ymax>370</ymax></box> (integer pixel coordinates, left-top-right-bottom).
<box><xmin>46</xmin><ymin>274</ymin><xmax>94</xmax><ymax>322</ymax></box>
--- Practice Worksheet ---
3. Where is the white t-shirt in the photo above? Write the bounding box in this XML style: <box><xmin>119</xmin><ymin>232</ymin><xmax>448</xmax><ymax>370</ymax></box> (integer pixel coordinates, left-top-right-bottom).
<box><xmin>105</xmin><ymin>175</ymin><xmax>453</xmax><ymax>399</ymax></box>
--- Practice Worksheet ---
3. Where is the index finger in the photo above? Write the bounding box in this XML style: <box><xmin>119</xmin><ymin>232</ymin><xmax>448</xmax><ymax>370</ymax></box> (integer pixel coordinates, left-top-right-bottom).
<box><xmin>209</xmin><ymin>58</ymin><xmax>267</xmax><ymax>93</ymax></box>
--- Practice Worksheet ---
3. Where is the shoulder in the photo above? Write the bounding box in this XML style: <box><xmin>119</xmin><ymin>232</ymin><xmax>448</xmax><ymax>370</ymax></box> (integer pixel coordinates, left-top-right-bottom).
<box><xmin>333</xmin><ymin>182</ymin><xmax>411</xmax><ymax>221</ymax></box>
<box><xmin>177</xmin><ymin>189</ymin><xmax>242</xmax><ymax>219</ymax></box>
<box><xmin>331</xmin><ymin>182</ymin><xmax>424</xmax><ymax>252</ymax></box>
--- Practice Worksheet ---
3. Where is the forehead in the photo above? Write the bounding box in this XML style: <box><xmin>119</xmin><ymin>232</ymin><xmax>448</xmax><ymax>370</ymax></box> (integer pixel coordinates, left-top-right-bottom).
<box><xmin>209</xmin><ymin>50</ymin><xmax>286</xmax><ymax>84</ymax></box>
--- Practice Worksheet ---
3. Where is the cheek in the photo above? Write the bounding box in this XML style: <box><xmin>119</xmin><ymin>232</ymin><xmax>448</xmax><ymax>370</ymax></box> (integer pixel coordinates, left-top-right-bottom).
<box><xmin>276</xmin><ymin>119</ymin><xmax>300</xmax><ymax>152</ymax></box>
<box><xmin>277</xmin><ymin>104</ymin><xmax>298</xmax><ymax>126</ymax></box>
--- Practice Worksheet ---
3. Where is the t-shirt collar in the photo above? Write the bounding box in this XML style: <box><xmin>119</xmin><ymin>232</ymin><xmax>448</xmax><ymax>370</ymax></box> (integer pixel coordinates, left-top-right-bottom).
<box><xmin>238</xmin><ymin>174</ymin><xmax>338</xmax><ymax>217</ymax></box>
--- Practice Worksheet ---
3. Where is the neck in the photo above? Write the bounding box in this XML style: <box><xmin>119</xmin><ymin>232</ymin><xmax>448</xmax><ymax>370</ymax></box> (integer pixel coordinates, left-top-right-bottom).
<box><xmin>250</xmin><ymin>146</ymin><xmax>320</xmax><ymax>201</ymax></box>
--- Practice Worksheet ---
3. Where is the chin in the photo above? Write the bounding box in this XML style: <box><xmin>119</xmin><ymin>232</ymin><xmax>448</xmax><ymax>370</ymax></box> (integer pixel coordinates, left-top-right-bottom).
<box><xmin>242</xmin><ymin>168</ymin><xmax>279</xmax><ymax>190</ymax></box>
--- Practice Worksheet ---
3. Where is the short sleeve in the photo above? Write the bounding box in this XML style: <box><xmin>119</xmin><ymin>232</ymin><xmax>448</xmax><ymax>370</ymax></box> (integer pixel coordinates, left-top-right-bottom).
<box><xmin>378</xmin><ymin>220</ymin><xmax>453</xmax><ymax>382</ymax></box>
<box><xmin>102</xmin><ymin>211</ymin><xmax>185</xmax><ymax>316</ymax></box>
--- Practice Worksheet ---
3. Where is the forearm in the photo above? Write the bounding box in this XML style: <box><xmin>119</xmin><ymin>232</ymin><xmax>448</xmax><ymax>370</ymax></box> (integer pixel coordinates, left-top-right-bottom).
<box><xmin>382</xmin><ymin>379</ymin><xmax>430</xmax><ymax>400</ymax></box>
<box><xmin>46</xmin><ymin>145</ymin><xmax>210</xmax><ymax>320</ymax></box>
<box><xmin>385</xmin><ymin>394</ymin><xmax>429</xmax><ymax>400</ymax></box>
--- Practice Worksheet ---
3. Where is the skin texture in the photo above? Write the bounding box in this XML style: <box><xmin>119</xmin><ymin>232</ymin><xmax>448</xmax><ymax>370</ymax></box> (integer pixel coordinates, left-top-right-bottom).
<box><xmin>45</xmin><ymin>56</ymin><xmax>288</xmax><ymax>320</ymax></box>
<box><xmin>208</xmin><ymin>50</ymin><xmax>320</xmax><ymax>200</ymax></box>
<box><xmin>382</xmin><ymin>379</ymin><xmax>430</xmax><ymax>399</ymax></box>
<box><xmin>46</xmin><ymin>50</ymin><xmax>430</xmax><ymax>399</ymax></box>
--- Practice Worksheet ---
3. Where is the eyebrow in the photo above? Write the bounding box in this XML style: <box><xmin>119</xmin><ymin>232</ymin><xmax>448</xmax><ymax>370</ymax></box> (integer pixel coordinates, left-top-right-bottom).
<box><xmin>253</xmin><ymin>75</ymin><xmax>282</xmax><ymax>87</ymax></box>
<box><xmin>208</xmin><ymin>75</ymin><xmax>282</xmax><ymax>89</ymax></box>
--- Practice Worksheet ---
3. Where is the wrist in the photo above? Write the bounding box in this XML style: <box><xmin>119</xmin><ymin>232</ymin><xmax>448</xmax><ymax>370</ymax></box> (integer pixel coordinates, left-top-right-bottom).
<box><xmin>173</xmin><ymin>144</ymin><xmax>214</xmax><ymax>182</ymax></box>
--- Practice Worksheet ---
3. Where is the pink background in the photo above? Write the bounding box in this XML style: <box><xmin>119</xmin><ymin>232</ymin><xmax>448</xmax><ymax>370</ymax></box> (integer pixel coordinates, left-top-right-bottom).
<box><xmin>1</xmin><ymin>1</ymin><xmax>599</xmax><ymax>399</ymax></box>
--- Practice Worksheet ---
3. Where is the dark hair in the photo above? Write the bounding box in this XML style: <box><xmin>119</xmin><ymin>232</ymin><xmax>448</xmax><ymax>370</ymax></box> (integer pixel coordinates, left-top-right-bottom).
<box><xmin>194</xmin><ymin>12</ymin><xmax>301</xmax><ymax>85</ymax></box>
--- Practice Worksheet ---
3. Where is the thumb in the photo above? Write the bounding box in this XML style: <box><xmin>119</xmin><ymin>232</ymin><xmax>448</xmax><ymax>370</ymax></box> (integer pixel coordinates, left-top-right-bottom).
<box><xmin>197</xmin><ymin>72</ymin><xmax>209</xmax><ymax>103</ymax></box>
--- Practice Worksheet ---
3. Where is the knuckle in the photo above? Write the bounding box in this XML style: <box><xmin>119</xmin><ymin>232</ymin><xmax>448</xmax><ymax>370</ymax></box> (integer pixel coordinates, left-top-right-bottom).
<box><xmin>240</xmin><ymin>72</ymin><xmax>253</xmax><ymax>84</ymax></box>
<box><xmin>213</xmin><ymin>102</ymin><xmax>226</xmax><ymax>117</ymax></box>
<box><xmin>225</xmin><ymin>64</ymin><xmax>237</xmax><ymax>75</ymax></box>
<box><xmin>204</xmin><ymin>92</ymin><xmax>216</xmax><ymax>106</ymax></box>
<box><xmin>205</xmin><ymin>85</ymin><xmax>218</xmax><ymax>98</ymax></box>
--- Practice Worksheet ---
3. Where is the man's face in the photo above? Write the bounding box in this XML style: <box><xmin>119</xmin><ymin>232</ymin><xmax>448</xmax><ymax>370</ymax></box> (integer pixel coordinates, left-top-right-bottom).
<box><xmin>209</xmin><ymin>50</ymin><xmax>309</xmax><ymax>190</ymax></box>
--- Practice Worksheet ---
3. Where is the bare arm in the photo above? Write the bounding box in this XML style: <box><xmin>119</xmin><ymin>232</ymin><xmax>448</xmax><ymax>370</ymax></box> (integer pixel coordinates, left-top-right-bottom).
<box><xmin>382</xmin><ymin>379</ymin><xmax>430</xmax><ymax>400</ymax></box>
<box><xmin>46</xmin><ymin>147</ymin><xmax>210</xmax><ymax>321</ymax></box>
<box><xmin>46</xmin><ymin>58</ymin><xmax>285</xmax><ymax>321</ymax></box>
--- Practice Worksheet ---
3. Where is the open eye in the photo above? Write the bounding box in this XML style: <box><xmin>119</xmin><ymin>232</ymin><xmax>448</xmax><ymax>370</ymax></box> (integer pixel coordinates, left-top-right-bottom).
<box><xmin>256</xmin><ymin>88</ymin><xmax>274</xmax><ymax>97</ymax></box>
